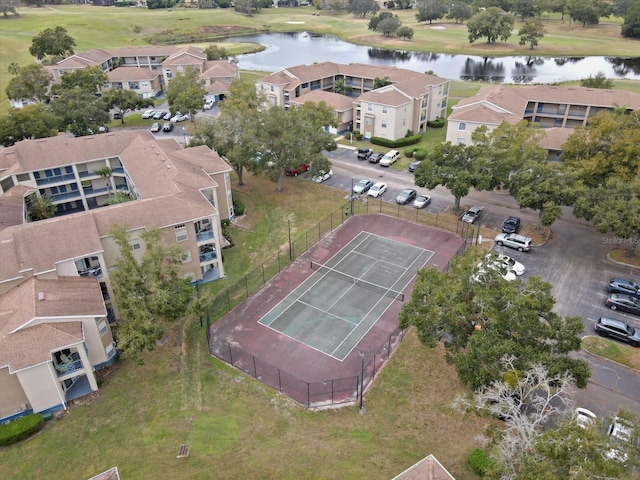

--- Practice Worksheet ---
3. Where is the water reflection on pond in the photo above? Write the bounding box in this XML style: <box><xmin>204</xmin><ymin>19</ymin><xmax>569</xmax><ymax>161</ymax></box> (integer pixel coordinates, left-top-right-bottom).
<box><xmin>224</xmin><ymin>32</ymin><xmax>640</xmax><ymax>84</ymax></box>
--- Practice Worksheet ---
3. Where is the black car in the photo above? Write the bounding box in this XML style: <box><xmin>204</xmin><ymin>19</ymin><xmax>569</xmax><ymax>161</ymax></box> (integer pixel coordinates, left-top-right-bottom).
<box><xmin>396</xmin><ymin>189</ymin><xmax>417</xmax><ymax>205</ymax></box>
<box><xmin>408</xmin><ymin>160</ymin><xmax>422</xmax><ymax>172</ymax></box>
<box><xmin>608</xmin><ymin>278</ymin><xmax>640</xmax><ymax>299</ymax></box>
<box><xmin>595</xmin><ymin>317</ymin><xmax>640</xmax><ymax>347</ymax></box>
<box><xmin>369</xmin><ymin>152</ymin><xmax>384</xmax><ymax>164</ymax></box>
<box><xmin>501</xmin><ymin>216</ymin><xmax>521</xmax><ymax>234</ymax></box>
<box><xmin>162</xmin><ymin>122</ymin><xmax>174</xmax><ymax>132</ymax></box>
<box><xmin>357</xmin><ymin>148</ymin><xmax>372</xmax><ymax>160</ymax></box>
<box><xmin>605</xmin><ymin>294</ymin><xmax>640</xmax><ymax>316</ymax></box>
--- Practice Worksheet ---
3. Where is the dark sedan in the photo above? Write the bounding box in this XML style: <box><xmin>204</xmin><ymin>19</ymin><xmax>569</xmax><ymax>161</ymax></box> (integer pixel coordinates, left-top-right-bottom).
<box><xmin>608</xmin><ymin>278</ymin><xmax>640</xmax><ymax>299</ymax></box>
<box><xmin>369</xmin><ymin>152</ymin><xmax>384</xmax><ymax>164</ymax></box>
<box><xmin>501</xmin><ymin>216</ymin><xmax>521</xmax><ymax>233</ymax></box>
<box><xmin>605</xmin><ymin>294</ymin><xmax>640</xmax><ymax>316</ymax></box>
<box><xmin>396</xmin><ymin>189</ymin><xmax>417</xmax><ymax>205</ymax></box>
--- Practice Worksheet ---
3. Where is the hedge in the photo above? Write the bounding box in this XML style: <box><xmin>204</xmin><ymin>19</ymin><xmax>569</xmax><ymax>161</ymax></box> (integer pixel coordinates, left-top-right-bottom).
<box><xmin>468</xmin><ymin>448</ymin><xmax>493</xmax><ymax>476</ymax></box>
<box><xmin>370</xmin><ymin>134</ymin><xmax>422</xmax><ymax>149</ymax></box>
<box><xmin>427</xmin><ymin>118</ymin><xmax>446</xmax><ymax>128</ymax></box>
<box><xmin>233</xmin><ymin>197</ymin><xmax>245</xmax><ymax>216</ymax></box>
<box><xmin>0</xmin><ymin>414</ymin><xmax>45</xmax><ymax>446</ymax></box>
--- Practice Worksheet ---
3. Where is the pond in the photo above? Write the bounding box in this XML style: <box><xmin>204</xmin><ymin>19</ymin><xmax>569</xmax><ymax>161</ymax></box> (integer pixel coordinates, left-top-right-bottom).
<box><xmin>223</xmin><ymin>32</ymin><xmax>640</xmax><ymax>84</ymax></box>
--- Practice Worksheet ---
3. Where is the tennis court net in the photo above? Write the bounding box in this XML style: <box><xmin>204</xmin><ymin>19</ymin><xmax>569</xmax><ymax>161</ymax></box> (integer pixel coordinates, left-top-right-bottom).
<box><xmin>310</xmin><ymin>261</ymin><xmax>404</xmax><ymax>302</ymax></box>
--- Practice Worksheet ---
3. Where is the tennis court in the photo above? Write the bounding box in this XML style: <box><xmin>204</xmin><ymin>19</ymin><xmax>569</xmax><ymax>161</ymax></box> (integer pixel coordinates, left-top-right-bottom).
<box><xmin>258</xmin><ymin>231</ymin><xmax>433</xmax><ymax>361</ymax></box>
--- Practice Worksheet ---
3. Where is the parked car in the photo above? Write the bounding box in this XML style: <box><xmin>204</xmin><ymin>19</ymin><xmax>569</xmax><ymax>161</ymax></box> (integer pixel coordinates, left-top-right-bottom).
<box><xmin>367</xmin><ymin>182</ymin><xmax>387</xmax><ymax>198</ymax></box>
<box><xmin>474</xmin><ymin>257</ymin><xmax>517</xmax><ymax>282</ymax></box>
<box><xmin>606</xmin><ymin>416</ymin><xmax>634</xmax><ymax>463</ymax></box>
<box><xmin>379</xmin><ymin>149</ymin><xmax>400</xmax><ymax>167</ymax></box>
<box><xmin>162</xmin><ymin>122</ymin><xmax>173</xmax><ymax>132</ymax></box>
<box><xmin>286</xmin><ymin>164</ymin><xmax>310</xmax><ymax>176</ymax></box>
<box><xmin>368</xmin><ymin>152</ymin><xmax>384</xmax><ymax>164</ymax></box>
<box><xmin>150</xmin><ymin>122</ymin><xmax>161</xmax><ymax>133</ymax></box>
<box><xmin>608</xmin><ymin>278</ymin><xmax>640</xmax><ymax>299</ymax></box>
<box><xmin>153</xmin><ymin>110</ymin><xmax>166</xmax><ymax>120</ymax></box>
<box><xmin>408</xmin><ymin>160</ymin><xmax>422</xmax><ymax>172</ymax></box>
<box><xmin>493</xmin><ymin>253</ymin><xmax>525</xmax><ymax>276</ymax></box>
<box><xmin>396</xmin><ymin>189</ymin><xmax>417</xmax><ymax>205</ymax></box>
<box><xmin>574</xmin><ymin>407</ymin><xmax>597</xmax><ymax>429</ymax></box>
<box><xmin>501</xmin><ymin>216</ymin><xmax>521</xmax><ymax>233</ymax></box>
<box><xmin>142</xmin><ymin>109</ymin><xmax>155</xmax><ymax>119</ymax></box>
<box><xmin>312</xmin><ymin>170</ymin><xmax>333</xmax><ymax>183</ymax></box>
<box><xmin>352</xmin><ymin>179</ymin><xmax>374</xmax><ymax>195</ymax></box>
<box><xmin>203</xmin><ymin>99</ymin><xmax>214</xmax><ymax>110</ymax></box>
<box><xmin>604</xmin><ymin>294</ymin><xmax>640</xmax><ymax>316</ymax></box>
<box><xmin>594</xmin><ymin>317</ymin><xmax>640</xmax><ymax>347</ymax></box>
<box><xmin>163</xmin><ymin>112</ymin><xmax>173</xmax><ymax>121</ymax></box>
<box><xmin>98</xmin><ymin>126</ymin><xmax>109</xmax><ymax>134</ymax></box>
<box><xmin>413</xmin><ymin>195</ymin><xmax>431</xmax><ymax>209</ymax></box>
<box><xmin>461</xmin><ymin>206</ymin><xmax>483</xmax><ymax>224</ymax></box>
<box><xmin>357</xmin><ymin>147</ymin><xmax>373</xmax><ymax>160</ymax></box>
<box><xmin>171</xmin><ymin>112</ymin><xmax>188</xmax><ymax>122</ymax></box>
<box><xmin>112</xmin><ymin>111</ymin><xmax>122</xmax><ymax>120</ymax></box>
<box><xmin>494</xmin><ymin>233</ymin><xmax>532</xmax><ymax>252</ymax></box>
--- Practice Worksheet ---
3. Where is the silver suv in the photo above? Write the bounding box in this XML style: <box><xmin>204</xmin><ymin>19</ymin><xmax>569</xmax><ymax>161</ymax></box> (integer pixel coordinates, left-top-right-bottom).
<box><xmin>595</xmin><ymin>317</ymin><xmax>640</xmax><ymax>347</ymax></box>
<box><xmin>494</xmin><ymin>233</ymin><xmax>532</xmax><ymax>252</ymax></box>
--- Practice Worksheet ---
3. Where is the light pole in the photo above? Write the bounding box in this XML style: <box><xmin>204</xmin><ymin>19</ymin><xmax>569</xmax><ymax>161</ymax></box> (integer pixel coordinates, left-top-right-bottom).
<box><xmin>181</xmin><ymin>126</ymin><xmax>187</xmax><ymax>146</ymax></box>
<box><xmin>359</xmin><ymin>351</ymin><xmax>365</xmax><ymax>412</ymax></box>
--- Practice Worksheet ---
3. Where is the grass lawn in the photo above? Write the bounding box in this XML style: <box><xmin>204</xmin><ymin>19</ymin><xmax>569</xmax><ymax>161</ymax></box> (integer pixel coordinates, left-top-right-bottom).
<box><xmin>0</xmin><ymin>172</ymin><xmax>492</xmax><ymax>479</ymax></box>
<box><xmin>608</xmin><ymin>247</ymin><xmax>640</xmax><ymax>268</ymax></box>
<box><xmin>582</xmin><ymin>336</ymin><xmax>640</xmax><ymax>372</ymax></box>
<box><xmin>2</xmin><ymin>6</ymin><xmax>640</xmax><ymax>113</ymax></box>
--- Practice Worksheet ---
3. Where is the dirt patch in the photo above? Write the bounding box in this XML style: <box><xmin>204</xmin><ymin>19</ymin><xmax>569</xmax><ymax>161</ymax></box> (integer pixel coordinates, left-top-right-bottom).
<box><xmin>520</xmin><ymin>224</ymin><xmax>550</xmax><ymax>246</ymax></box>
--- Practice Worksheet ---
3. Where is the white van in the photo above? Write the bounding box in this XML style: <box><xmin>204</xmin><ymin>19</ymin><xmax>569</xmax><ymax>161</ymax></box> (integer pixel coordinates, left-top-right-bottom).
<box><xmin>379</xmin><ymin>149</ymin><xmax>400</xmax><ymax>167</ymax></box>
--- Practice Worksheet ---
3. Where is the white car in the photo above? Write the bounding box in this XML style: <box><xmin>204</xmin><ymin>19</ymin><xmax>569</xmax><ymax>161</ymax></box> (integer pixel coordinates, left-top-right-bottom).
<box><xmin>494</xmin><ymin>254</ymin><xmax>525</xmax><ymax>276</ymax></box>
<box><xmin>367</xmin><ymin>182</ymin><xmax>387</xmax><ymax>198</ymax></box>
<box><xmin>141</xmin><ymin>109</ymin><xmax>155</xmax><ymax>119</ymax></box>
<box><xmin>473</xmin><ymin>261</ymin><xmax>517</xmax><ymax>282</ymax></box>
<box><xmin>574</xmin><ymin>408</ymin><xmax>597</xmax><ymax>429</ymax></box>
<box><xmin>203</xmin><ymin>99</ymin><xmax>214</xmax><ymax>110</ymax></box>
<box><xmin>461</xmin><ymin>206</ymin><xmax>483</xmax><ymax>224</ymax></box>
<box><xmin>312</xmin><ymin>170</ymin><xmax>333</xmax><ymax>183</ymax></box>
<box><xmin>171</xmin><ymin>112</ymin><xmax>188</xmax><ymax>122</ymax></box>
<box><xmin>606</xmin><ymin>416</ymin><xmax>633</xmax><ymax>463</ymax></box>
<box><xmin>413</xmin><ymin>195</ymin><xmax>431</xmax><ymax>209</ymax></box>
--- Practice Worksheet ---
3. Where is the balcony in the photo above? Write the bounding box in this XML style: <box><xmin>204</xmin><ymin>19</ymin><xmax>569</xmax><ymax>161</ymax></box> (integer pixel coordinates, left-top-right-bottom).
<box><xmin>49</xmin><ymin>190</ymin><xmax>83</xmax><ymax>202</ymax></box>
<box><xmin>196</xmin><ymin>230</ymin><xmax>214</xmax><ymax>243</ymax></box>
<box><xmin>55</xmin><ymin>358</ymin><xmax>84</xmax><ymax>377</ymax></box>
<box><xmin>78</xmin><ymin>266</ymin><xmax>102</xmax><ymax>278</ymax></box>
<box><xmin>35</xmin><ymin>173</ymin><xmax>76</xmax><ymax>186</ymax></box>
<box><xmin>199</xmin><ymin>251</ymin><xmax>217</xmax><ymax>263</ymax></box>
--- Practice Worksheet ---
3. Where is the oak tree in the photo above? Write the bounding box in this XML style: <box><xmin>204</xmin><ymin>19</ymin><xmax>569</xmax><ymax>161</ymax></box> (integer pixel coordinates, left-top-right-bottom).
<box><xmin>102</xmin><ymin>88</ymin><xmax>154</xmax><ymax>124</ymax></box>
<box><xmin>0</xmin><ymin>103</ymin><xmax>61</xmax><ymax>146</ymax></box>
<box><xmin>29</xmin><ymin>26</ymin><xmax>76</xmax><ymax>62</ymax></box>
<box><xmin>165</xmin><ymin>67</ymin><xmax>207</xmax><ymax>121</ymax></box>
<box><xmin>467</xmin><ymin>7</ymin><xmax>515</xmax><ymax>43</ymax></box>
<box><xmin>5</xmin><ymin>64</ymin><xmax>53</xmax><ymax>104</ymax></box>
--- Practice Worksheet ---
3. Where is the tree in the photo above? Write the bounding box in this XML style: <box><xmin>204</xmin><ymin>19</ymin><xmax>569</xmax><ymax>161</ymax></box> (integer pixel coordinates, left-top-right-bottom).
<box><xmin>5</xmin><ymin>64</ymin><xmax>53</xmax><ymax>104</ymax></box>
<box><xmin>94</xmin><ymin>167</ymin><xmax>113</xmax><ymax>197</ymax></box>
<box><xmin>377</xmin><ymin>14</ymin><xmax>402</xmax><ymax>36</ymax></box>
<box><xmin>448</xmin><ymin>2</ymin><xmax>473</xmax><ymax>23</ymax></box>
<box><xmin>580</xmin><ymin>72</ymin><xmax>615</xmax><ymax>89</ymax></box>
<box><xmin>0</xmin><ymin>0</ymin><xmax>19</xmax><ymax>16</ymax></box>
<box><xmin>368</xmin><ymin>11</ymin><xmax>396</xmax><ymax>32</ymax></box>
<box><xmin>203</xmin><ymin>44</ymin><xmax>230</xmax><ymax>60</ymax></box>
<box><xmin>373</xmin><ymin>76</ymin><xmax>392</xmax><ymax>89</ymax></box>
<box><xmin>110</xmin><ymin>225</ymin><xmax>195</xmax><ymax>364</ymax></box>
<box><xmin>0</xmin><ymin>103</ymin><xmax>61</xmax><ymax>146</ymax></box>
<box><xmin>467</xmin><ymin>7</ymin><xmax>515</xmax><ymax>43</ymax></box>
<box><xmin>257</xmin><ymin>102</ymin><xmax>336</xmax><ymax>192</ymax></box>
<box><xmin>165</xmin><ymin>67</ymin><xmax>207</xmax><ymax>121</ymax></box>
<box><xmin>613</xmin><ymin>0</ymin><xmax>636</xmax><ymax>17</ymax></box>
<box><xmin>415</xmin><ymin>0</ymin><xmax>449</xmax><ymax>24</ymax></box>
<box><xmin>234</xmin><ymin>0</ymin><xmax>261</xmax><ymax>14</ymax></box>
<box><xmin>193</xmin><ymin>80</ymin><xmax>264</xmax><ymax>186</ymax></box>
<box><xmin>52</xmin><ymin>66</ymin><xmax>108</xmax><ymax>96</ymax></box>
<box><xmin>29</xmin><ymin>26</ymin><xmax>76</xmax><ymax>61</ymax></box>
<box><xmin>347</xmin><ymin>0</ymin><xmax>380</xmax><ymax>17</ymax></box>
<box><xmin>621</xmin><ymin>1</ymin><xmax>640</xmax><ymax>38</ymax></box>
<box><xmin>333</xmin><ymin>78</ymin><xmax>353</xmax><ymax>95</ymax></box>
<box><xmin>396</xmin><ymin>26</ymin><xmax>415</xmax><ymax>39</ymax></box>
<box><xmin>413</xmin><ymin>142</ymin><xmax>482</xmax><ymax>210</ymax></box>
<box><xmin>518</xmin><ymin>20</ymin><xmax>547</xmax><ymax>49</ymax></box>
<box><xmin>399</xmin><ymin>250</ymin><xmax>589</xmax><ymax>390</ymax></box>
<box><xmin>49</xmin><ymin>87</ymin><xmax>110</xmax><ymax>137</ymax></box>
<box><xmin>567</xmin><ymin>0</ymin><xmax>612</xmax><ymax>26</ymax></box>
<box><xmin>513</xmin><ymin>0</ymin><xmax>536</xmax><ymax>19</ymax></box>
<box><xmin>101</xmin><ymin>88</ymin><xmax>154</xmax><ymax>124</ymax></box>
<box><xmin>27</xmin><ymin>193</ymin><xmax>56</xmax><ymax>221</ymax></box>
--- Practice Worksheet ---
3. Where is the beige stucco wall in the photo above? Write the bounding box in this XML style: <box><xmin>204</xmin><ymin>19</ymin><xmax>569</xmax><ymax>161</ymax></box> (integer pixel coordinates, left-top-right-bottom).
<box><xmin>83</xmin><ymin>317</ymin><xmax>113</xmax><ymax>366</ymax></box>
<box><xmin>0</xmin><ymin>367</ymin><xmax>30</xmax><ymax>419</ymax></box>
<box><xmin>16</xmin><ymin>364</ymin><xmax>65</xmax><ymax>413</ymax></box>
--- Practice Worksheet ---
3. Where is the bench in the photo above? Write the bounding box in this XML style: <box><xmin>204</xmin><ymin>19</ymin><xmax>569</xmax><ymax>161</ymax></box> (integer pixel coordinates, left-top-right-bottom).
<box><xmin>177</xmin><ymin>444</ymin><xmax>189</xmax><ymax>458</ymax></box>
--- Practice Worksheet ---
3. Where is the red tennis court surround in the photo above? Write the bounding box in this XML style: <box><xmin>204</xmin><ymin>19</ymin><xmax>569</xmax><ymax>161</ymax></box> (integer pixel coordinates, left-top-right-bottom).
<box><xmin>209</xmin><ymin>214</ymin><xmax>465</xmax><ymax>408</ymax></box>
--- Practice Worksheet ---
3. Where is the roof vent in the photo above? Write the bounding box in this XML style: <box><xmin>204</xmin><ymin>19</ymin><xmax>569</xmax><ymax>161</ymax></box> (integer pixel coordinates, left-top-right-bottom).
<box><xmin>38</xmin><ymin>291</ymin><xmax>45</xmax><ymax>301</ymax></box>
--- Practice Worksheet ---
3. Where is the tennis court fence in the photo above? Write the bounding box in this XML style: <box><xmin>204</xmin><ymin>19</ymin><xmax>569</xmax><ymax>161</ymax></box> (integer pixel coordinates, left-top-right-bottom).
<box><xmin>209</xmin><ymin>327</ymin><xmax>406</xmax><ymax>409</ymax></box>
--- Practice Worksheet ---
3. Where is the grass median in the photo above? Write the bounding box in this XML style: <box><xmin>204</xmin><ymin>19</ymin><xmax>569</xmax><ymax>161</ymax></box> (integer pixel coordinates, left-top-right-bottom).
<box><xmin>582</xmin><ymin>336</ymin><xmax>640</xmax><ymax>372</ymax></box>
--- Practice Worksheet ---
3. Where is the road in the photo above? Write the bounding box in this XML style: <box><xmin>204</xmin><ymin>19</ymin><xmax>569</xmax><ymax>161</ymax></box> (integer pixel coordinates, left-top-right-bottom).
<box><xmin>316</xmin><ymin>146</ymin><xmax>640</xmax><ymax>419</ymax></box>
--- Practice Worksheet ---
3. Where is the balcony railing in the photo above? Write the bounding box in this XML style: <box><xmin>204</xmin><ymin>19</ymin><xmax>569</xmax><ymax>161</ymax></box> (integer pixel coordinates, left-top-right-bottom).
<box><xmin>49</xmin><ymin>190</ymin><xmax>83</xmax><ymax>202</ymax></box>
<box><xmin>78</xmin><ymin>266</ymin><xmax>102</xmax><ymax>278</ymax></box>
<box><xmin>199</xmin><ymin>251</ymin><xmax>217</xmax><ymax>263</ymax></box>
<box><xmin>55</xmin><ymin>359</ymin><xmax>83</xmax><ymax>377</ymax></box>
<box><xmin>196</xmin><ymin>230</ymin><xmax>214</xmax><ymax>242</ymax></box>
<box><xmin>36</xmin><ymin>173</ymin><xmax>76</xmax><ymax>186</ymax></box>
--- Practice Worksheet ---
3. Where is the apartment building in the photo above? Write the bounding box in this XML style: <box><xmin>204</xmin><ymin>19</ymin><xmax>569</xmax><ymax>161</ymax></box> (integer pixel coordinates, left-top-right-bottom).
<box><xmin>446</xmin><ymin>85</ymin><xmax>640</xmax><ymax>157</ymax></box>
<box><xmin>0</xmin><ymin>131</ymin><xmax>233</xmax><ymax>420</ymax></box>
<box><xmin>256</xmin><ymin>62</ymin><xmax>450</xmax><ymax>140</ymax></box>
<box><xmin>42</xmin><ymin>45</ymin><xmax>239</xmax><ymax>100</ymax></box>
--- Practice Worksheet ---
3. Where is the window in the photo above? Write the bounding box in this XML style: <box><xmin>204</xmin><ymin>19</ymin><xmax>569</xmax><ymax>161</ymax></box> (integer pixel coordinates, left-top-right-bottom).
<box><xmin>175</xmin><ymin>224</ymin><xmax>188</xmax><ymax>242</ymax></box>
<box><xmin>382</xmin><ymin>106</ymin><xmax>387</xmax><ymax>114</ymax></box>
<box><xmin>458</xmin><ymin>123</ymin><xmax>467</xmax><ymax>131</ymax></box>
<box><xmin>98</xmin><ymin>319</ymin><xmax>108</xmax><ymax>336</ymax></box>
<box><xmin>182</xmin><ymin>251</ymin><xmax>192</xmax><ymax>263</ymax></box>
<box><xmin>270</xmin><ymin>85</ymin><xmax>274</xmax><ymax>92</ymax></box>
<box><xmin>105</xmin><ymin>343</ymin><xmax>115</xmax><ymax>357</ymax></box>
<box><xmin>367</xmin><ymin>104</ymin><xmax>373</xmax><ymax>111</ymax></box>
<box><xmin>381</xmin><ymin>121</ymin><xmax>387</xmax><ymax>128</ymax></box>
<box><xmin>177</xmin><ymin>66</ymin><xmax>183</xmax><ymax>73</ymax></box>
<box><xmin>130</xmin><ymin>239</ymin><xmax>141</xmax><ymax>251</ymax></box>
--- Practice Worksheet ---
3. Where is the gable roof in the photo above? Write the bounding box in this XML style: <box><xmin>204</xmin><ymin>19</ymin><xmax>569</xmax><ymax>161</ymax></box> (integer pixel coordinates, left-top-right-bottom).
<box><xmin>357</xmin><ymin>85</ymin><xmax>413</xmax><ymax>107</ymax></box>
<box><xmin>392</xmin><ymin>454</ymin><xmax>456</xmax><ymax>480</ymax></box>
<box><xmin>292</xmin><ymin>90</ymin><xmax>354</xmax><ymax>112</ymax></box>
<box><xmin>0</xmin><ymin>276</ymin><xmax>105</xmax><ymax>372</ymax></box>
<box><xmin>107</xmin><ymin>66</ymin><xmax>160</xmax><ymax>82</ymax></box>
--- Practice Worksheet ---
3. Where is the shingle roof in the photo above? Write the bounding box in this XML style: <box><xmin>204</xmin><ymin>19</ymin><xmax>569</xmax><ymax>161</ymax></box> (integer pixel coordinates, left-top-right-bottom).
<box><xmin>392</xmin><ymin>454</ymin><xmax>456</xmax><ymax>480</ymax></box>
<box><xmin>539</xmin><ymin>127</ymin><xmax>575</xmax><ymax>151</ymax></box>
<box><xmin>357</xmin><ymin>85</ymin><xmax>413</xmax><ymax>107</ymax></box>
<box><xmin>0</xmin><ymin>277</ymin><xmax>105</xmax><ymax>372</ymax></box>
<box><xmin>201</xmin><ymin>60</ymin><xmax>238</xmax><ymax>78</ymax></box>
<box><xmin>291</xmin><ymin>90</ymin><xmax>354</xmax><ymax>112</ymax></box>
<box><xmin>107</xmin><ymin>66</ymin><xmax>160</xmax><ymax>82</ymax></box>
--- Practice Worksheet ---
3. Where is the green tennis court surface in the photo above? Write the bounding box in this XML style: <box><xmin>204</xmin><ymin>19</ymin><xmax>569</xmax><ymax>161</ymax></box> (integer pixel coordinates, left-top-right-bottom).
<box><xmin>259</xmin><ymin>231</ymin><xmax>434</xmax><ymax>360</ymax></box>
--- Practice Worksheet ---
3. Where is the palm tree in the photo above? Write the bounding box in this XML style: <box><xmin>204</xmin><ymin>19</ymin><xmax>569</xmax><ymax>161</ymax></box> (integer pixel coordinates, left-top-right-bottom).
<box><xmin>94</xmin><ymin>166</ymin><xmax>113</xmax><ymax>196</ymax></box>
<box><xmin>27</xmin><ymin>194</ymin><xmax>56</xmax><ymax>221</ymax></box>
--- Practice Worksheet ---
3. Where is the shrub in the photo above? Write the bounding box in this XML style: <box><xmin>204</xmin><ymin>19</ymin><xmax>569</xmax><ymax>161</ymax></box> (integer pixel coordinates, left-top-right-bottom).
<box><xmin>404</xmin><ymin>148</ymin><xmax>417</xmax><ymax>158</ymax></box>
<box><xmin>414</xmin><ymin>149</ymin><xmax>428</xmax><ymax>160</ymax></box>
<box><xmin>353</xmin><ymin>131</ymin><xmax>363</xmax><ymax>141</ymax></box>
<box><xmin>233</xmin><ymin>197</ymin><xmax>245</xmax><ymax>216</ymax></box>
<box><xmin>0</xmin><ymin>414</ymin><xmax>45</xmax><ymax>447</ymax></box>
<box><xmin>468</xmin><ymin>448</ymin><xmax>492</xmax><ymax>476</ymax></box>
<box><xmin>427</xmin><ymin>118</ymin><xmax>446</xmax><ymax>128</ymax></box>
<box><xmin>370</xmin><ymin>134</ymin><xmax>422</xmax><ymax>148</ymax></box>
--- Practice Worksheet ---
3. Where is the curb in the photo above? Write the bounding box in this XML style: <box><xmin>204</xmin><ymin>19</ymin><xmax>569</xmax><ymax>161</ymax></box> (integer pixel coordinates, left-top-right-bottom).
<box><xmin>580</xmin><ymin>335</ymin><xmax>640</xmax><ymax>374</ymax></box>
<box><xmin>606</xmin><ymin>249</ymin><xmax>640</xmax><ymax>271</ymax></box>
